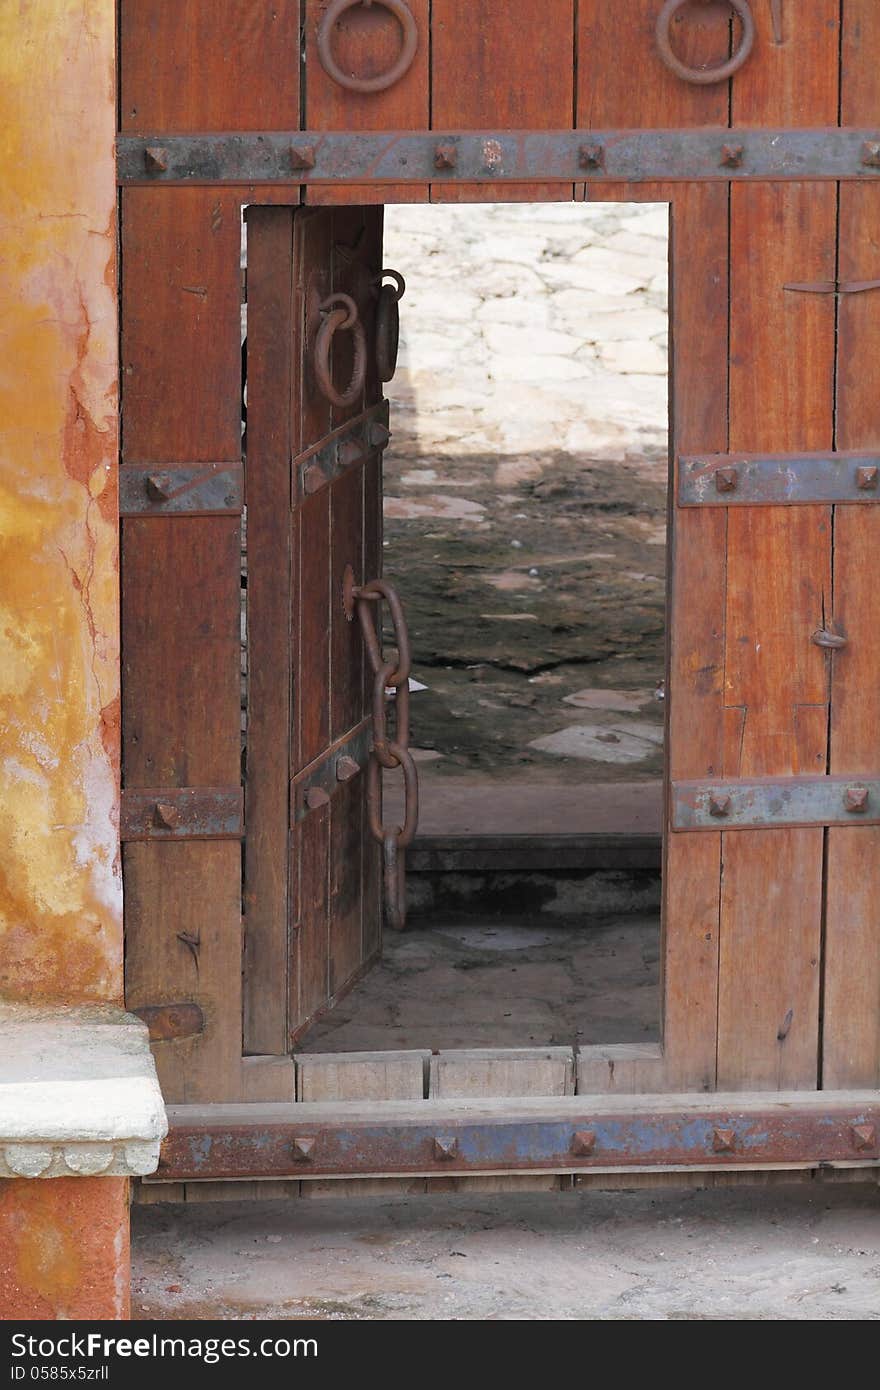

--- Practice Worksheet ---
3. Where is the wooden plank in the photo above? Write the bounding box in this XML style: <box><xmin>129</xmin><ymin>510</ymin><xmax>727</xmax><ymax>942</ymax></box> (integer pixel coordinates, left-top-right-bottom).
<box><xmin>242</xmin><ymin>207</ymin><xmax>295</xmax><ymax>1056</ymax></box>
<box><xmin>577</xmin><ymin>0</ymin><xmax>730</xmax><ymax>128</ymax></box>
<box><xmin>718</xmin><ymin>180</ymin><xmax>836</xmax><ymax>1091</ymax></box>
<box><xmin>122</xmin><ymin>189</ymin><xmax>242</xmax><ymax>464</ymax></box>
<box><xmin>296</xmin><ymin>488</ymin><xmax>331</xmax><ymax>771</ymax></box>
<box><xmin>122</xmin><ymin>187</ymin><xmax>245</xmax><ymax>1105</ymax></box>
<box><xmin>120</xmin><ymin>1</ymin><xmax>301</xmax><ymax>133</ymax></box>
<box><xmin>732</xmin><ymin>0</ymin><xmax>840</xmax><ymax>127</ymax></box>
<box><xmin>293</xmin><ymin>210</ymin><xmax>334</xmax><ymax>460</ymax></box>
<box><xmin>577</xmin><ymin>1045</ymin><xmax>663</xmax><ymax>1096</ymax></box>
<box><xmin>823</xmin><ymin>9</ymin><xmax>880</xmax><ymax>1090</ymax></box>
<box><xmin>430</xmin><ymin>1049</ymin><xmax>574</xmax><ymax>1099</ymax></box>
<box><xmin>241</xmin><ymin>1056</ymin><xmax>297</xmax><ymax>1102</ymax></box>
<box><xmin>328</xmin><ymin>769</ymin><xmax>364</xmax><ymax>995</ymax></box>
<box><xmin>330</xmin><ymin>463</ymin><xmax>365</xmax><ymax>740</ymax></box>
<box><xmin>304</xmin><ymin>0</ymin><xmax>430</xmax><ymax>204</ymax></box>
<box><xmin>297</xmin><ymin>1050</ymin><xmax>429</xmax><ymax>1101</ymax></box>
<box><xmin>292</xmin><ymin>801</ymin><xmax>330</xmax><ymax>1034</ymax></box>
<box><xmin>431</xmin><ymin>0</ymin><xmax>574</xmax><ymax>204</ymax></box>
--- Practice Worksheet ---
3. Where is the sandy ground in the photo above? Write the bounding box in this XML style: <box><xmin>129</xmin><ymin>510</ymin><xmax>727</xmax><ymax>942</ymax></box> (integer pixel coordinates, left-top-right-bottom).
<box><xmin>132</xmin><ymin>1184</ymin><xmax>880</xmax><ymax>1320</ymax></box>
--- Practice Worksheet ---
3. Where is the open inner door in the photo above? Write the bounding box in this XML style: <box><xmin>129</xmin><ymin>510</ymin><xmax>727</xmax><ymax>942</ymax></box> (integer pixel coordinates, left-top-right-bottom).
<box><xmin>244</xmin><ymin>205</ymin><xmax>386</xmax><ymax>1054</ymax></box>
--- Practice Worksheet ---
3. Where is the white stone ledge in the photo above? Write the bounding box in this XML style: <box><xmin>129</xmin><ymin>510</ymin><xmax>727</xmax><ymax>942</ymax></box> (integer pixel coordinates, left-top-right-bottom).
<box><xmin>0</xmin><ymin>1003</ymin><xmax>167</xmax><ymax>1179</ymax></box>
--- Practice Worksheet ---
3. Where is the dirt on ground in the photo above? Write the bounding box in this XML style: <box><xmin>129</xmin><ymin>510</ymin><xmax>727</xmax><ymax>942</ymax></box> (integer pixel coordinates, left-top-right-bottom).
<box><xmin>381</xmin><ymin>201</ymin><xmax>668</xmax><ymax>786</ymax></box>
<box><xmin>132</xmin><ymin>1184</ymin><xmax>880</xmax><ymax>1320</ymax></box>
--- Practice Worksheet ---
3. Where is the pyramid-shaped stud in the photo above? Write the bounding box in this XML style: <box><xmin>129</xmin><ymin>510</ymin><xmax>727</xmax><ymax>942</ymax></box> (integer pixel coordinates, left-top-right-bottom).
<box><xmin>712</xmin><ymin>1127</ymin><xmax>736</xmax><ymax>1154</ymax></box>
<box><xmin>153</xmin><ymin>802</ymin><xmax>181</xmax><ymax>830</ymax></box>
<box><xmin>292</xmin><ymin>1136</ymin><xmax>316</xmax><ymax>1163</ymax></box>
<box><xmin>144</xmin><ymin>146</ymin><xmax>169</xmax><ymax>173</ymax></box>
<box><xmin>571</xmin><ymin>1130</ymin><xmax>596</xmax><ymax>1157</ymax></box>
<box><xmin>432</xmin><ymin>1135</ymin><xmax>458</xmax><ymax>1161</ymax></box>
<box><xmin>851</xmin><ymin>1123</ymin><xmax>877</xmax><ymax>1153</ymax></box>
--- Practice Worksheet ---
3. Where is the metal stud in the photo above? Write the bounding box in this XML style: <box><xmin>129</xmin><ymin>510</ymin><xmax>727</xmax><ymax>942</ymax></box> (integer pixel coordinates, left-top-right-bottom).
<box><xmin>862</xmin><ymin>141</ymin><xmax>880</xmax><ymax>169</ymax></box>
<box><xmin>291</xmin><ymin>1136</ymin><xmax>316</xmax><ymax>1163</ymax></box>
<box><xmin>303</xmin><ymin>464</ymin><xmax>325</xmax><ymax>496</ymax></box>
<box><xmin>721</xmin><ymin>143</ymin><xmax>745</xmax><ymax>169</ymax></box>
<box><xmin>715</xmin><ymin>466</ymin><xmax>739</xmax><ymax>494</ymax></box>
<box><xmin>856</xmin><ymin>465</ymin><xmax>879</xmax><ymax>491</ymax></box>
<box><xmin>850</xmin><ymin>1123</ymin><xmax>877</xmax><ymax>1153</ymax></box>
<box><xmin>145</xmin><ymin>473</ymin><xmax>172</xmax><ymax>503</ymax></box>
<box><xmin>339</xmin><ymin>438</ymin><xmax>364</xmax><ymax>466</ymax></box>
<box><xmin>578</xmin><ymin>143</ymin><xmax>605</xmax><ymax>171</ymax></box>
<box><xmin>144</xmin><ymin>146</ymin><xmax>169</xmax><ymax>173</ymax></box>
<box><xmin>305</xmin><ymin>786</ymin><xmax>331</xmax><ymax>812</ymax></box>
<box><xmin>289</xmin><ymin>143</ymin><xmax>317</xmax><ymax>172</ymax></box>
<box><xmin>712</xmin><ymin>1127</ymin><xmax>736</xmax><ymax>1154</ymax></box>
<box><xmin>368</xmin><ymin>422</ymin><xmax>391</xmax><ymax>449</ymax></box>
<box><xmin>153</xmin><ymin>802</ymin><xmax>181</xmax><ymax>831</ymax></box>
<box><xmin>571</xmin><ymin>1130</ymin><xmax>596</xmax><ymax>1157</ymax></box>
<box><xmin>432</xmin><ymin>1136</ymin><xmax>458</xmax><ymax>1161</ymax></box>
<box><xmin>708</xmin><ymin>791</ymin><xmax>731</xmax><ymax>818</ymax></box>
<box><xmin>336</xmin><ymin>755</ymin><xmax>360</xmax><ymax>783</ymax></box>
<box><xmin>843</xmin><ymin>786</ymin><xmax>869</xmax><ymax>814</ymax></box>
<box><xmin>433</xmin><ymin>143</ymin><xmax>458</xmax><ymax>171</ymax></box>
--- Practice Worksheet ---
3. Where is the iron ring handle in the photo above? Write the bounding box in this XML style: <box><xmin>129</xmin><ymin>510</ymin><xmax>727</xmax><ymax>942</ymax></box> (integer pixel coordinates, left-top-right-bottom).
<box><xmin>314</xmin><ymin>293</ymin><xmax>367</xmax><ymax>408</ymax></box>
<box><xmin>374</xmin><ymin>269</ymin><xmax>406</xmax><ymax>382</ymax></box>
<box><xmin>317</xmin><ymin>0</ymin><xmax>419</xmax><ymax>95</ymax></box>
<box><xmin>812</xmin><ymin>628</ymin><xmax>848</xmax><ymax>650</ymax></box>
<box><xmin>655</xmin><ymin>0</ymin><xmax>755</xmax><ymax>85</ymax></box>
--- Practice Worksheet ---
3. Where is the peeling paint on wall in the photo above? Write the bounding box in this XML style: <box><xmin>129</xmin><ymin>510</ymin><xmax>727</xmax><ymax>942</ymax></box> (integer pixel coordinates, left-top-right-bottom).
<box><xmin>0</xmin><ymin>1</ymin><xmax>121</xmax><ymax>1001</ymax></box>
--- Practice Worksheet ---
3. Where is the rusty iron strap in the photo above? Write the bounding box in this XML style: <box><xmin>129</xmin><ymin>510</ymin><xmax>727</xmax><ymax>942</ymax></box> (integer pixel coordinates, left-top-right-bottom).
<box><xmin>672</xmin><ymin>775</ymin><xmax>880</xmax><ymax>831</ymax></box>
<box><xmin>678</xmin><ymin>452</ymin><xmax>880</xmax><ymax>506</ymax></box>
<box><xmin>350</xmin><ymin>576</ymin><xmax>419</xmax><ymax>930</ymax></box>
<box><xmin>784</xmin><ymin>279</ymin><xmax>880</xmax><ymax>295</ymax></box>
<box><xmin>292</xmin><ymin>720</ymin><xmax>372</xmax><ymax>819</ymax></box>
<box><xmin>295</xmin><ymin>399</ymin><xmax>390</xmax><ymax>501</ymax></box>
<box><xmin>155</xmin><ymin>1092</ymin><xmax>880</xmax><ymax>1180</ymax></box>
<box><xmin>121</xmin><ymin>787</ymin><xmax>243</xmax><ymax>840</ymax></box>
<box><xmin>117</xmin><ymin>129</ymin><xmax>880</xmax><ymax>185</ymax></box>
<box><xmin>119</xmin><ymin>463</ymin><xmax>243</xmax><ymax>517</ymax></box>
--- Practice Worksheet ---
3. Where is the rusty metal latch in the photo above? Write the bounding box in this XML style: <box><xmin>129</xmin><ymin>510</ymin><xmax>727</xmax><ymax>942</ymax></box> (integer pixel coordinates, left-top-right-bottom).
<box><xmin>347</xmin><ymin>574</ymin><xmax>419</xmax><ymax>930</ymax></box>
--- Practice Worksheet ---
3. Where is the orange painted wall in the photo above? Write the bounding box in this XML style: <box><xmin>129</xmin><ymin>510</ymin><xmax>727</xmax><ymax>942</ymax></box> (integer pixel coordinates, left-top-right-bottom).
<box><xmin>0</xmin><ymin>1</ymin><xmax>121</xmax><ymax>1002</ymax></box>
<box><xmin>0</xmin><ymin>2</ymin><xmax>128</xmax><ymax>1322</ymax></box>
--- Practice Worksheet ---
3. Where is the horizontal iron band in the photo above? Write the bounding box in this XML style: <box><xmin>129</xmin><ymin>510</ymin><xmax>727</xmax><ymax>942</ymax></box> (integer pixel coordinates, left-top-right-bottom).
<box><xmin>295</xmin><ymin>400</ymin><xmax>390</xmax><ymax>503</ymax></box>
<box><xmin>118</xmin><ymin>129</ymin><xmax>880</xmax><ymax>186</ymax></box>
<box><xmin>157</xmin><ymin>1092</ymin><xmax>880</xmax><ymax>1179</ymax></box>
<box><xmin>292</xmin><ymin>719</ymin><xmax>373</xmax><ymax>822</ymax></box>
<box><xmin>679</xmin><ymin>452</ymin><xmax>880</xmax><ymax>506</ymax></box>
<box><xmin>121</xmin><ymin>787</ymin><xmax>243</xmax><ymax>840</ymax></box>
<box><xmin>672</xmin><ymin>775</ymin><xmax>880</xmax><ymax>831</ymax></box>
<box><xmin>120</xmin><ymin>463</ymin><xmax>243</xmax><ymax>517</ymax></box>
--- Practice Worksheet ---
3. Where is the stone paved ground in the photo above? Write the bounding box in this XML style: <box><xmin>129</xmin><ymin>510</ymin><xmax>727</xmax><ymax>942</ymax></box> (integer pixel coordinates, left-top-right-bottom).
<box><xmin>132</xmin><ymin>1184</ymin><xmax>880</xmax><ymax>1320</ymax></box>
<box><xmin>382</xmin><ymin>201</ymin><xmax>669</xmax><ymax>786</ymax></box>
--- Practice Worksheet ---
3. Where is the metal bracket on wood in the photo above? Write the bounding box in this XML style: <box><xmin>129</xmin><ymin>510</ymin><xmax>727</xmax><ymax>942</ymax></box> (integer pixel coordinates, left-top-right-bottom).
<box><xmin>119</xmin><ymin>463</ymin><xmax>243</xmax><ymax>517</ymax></box>
<box><xmin>678</xmin><ymin>452</ymin><xmax>880</xmax><ymax>506</ymax></box>
<box><xmin>156</xmin><ymin>1092</ymin><xmax>880</xmax><ymax>1179</ymax></box>
<box><xmin>292</xmin><ymin>721</ymin><xmax>373</xmax><ymax>822</ymax></box>
<box><xmin>295</xmin><ymin>400</ymin><xmax>390</xmax><ymax>502</ymax></box>
<box><xmin>117</xmin><ymin>129</ymin><xmax>880</xmax><ymax>186</ymax></box>
<box><xmin>121</xmin><ymin>787</ymin><xmax>244</xmax><ymax>840</ymax></box>
<box><xmin>672</xmin><ymin>775</ymin><xmax>880</xmax><ymax>831</ymax></box>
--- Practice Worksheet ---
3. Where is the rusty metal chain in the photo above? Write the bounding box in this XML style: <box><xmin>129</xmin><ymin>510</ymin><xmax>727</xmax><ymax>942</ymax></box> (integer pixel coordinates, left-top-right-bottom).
<box><xmin>314</xmin><ymin>293</ymin><xmax>367</xmax><ymax>408</ymax></box>
<box><xmin>350</xmin><ymin>576</ymin><xmax>419</xmax><ymax>930</ymax></box>
<box><xmin>655</xmin><ymin>0</ymin><xmax>755</xmax><ymax>86</ymax></box>
<box><xmin>317</xmin><ymin>0</ymin><xmax>419</xmax><ymax>95</ymax></box>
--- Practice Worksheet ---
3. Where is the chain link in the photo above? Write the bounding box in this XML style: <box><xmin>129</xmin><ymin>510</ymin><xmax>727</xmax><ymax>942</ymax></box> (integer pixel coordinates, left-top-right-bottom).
<box><xmin>353</xmin><ymin>578</ymin><xmax>419</xmax><ymax>930</ymax></box>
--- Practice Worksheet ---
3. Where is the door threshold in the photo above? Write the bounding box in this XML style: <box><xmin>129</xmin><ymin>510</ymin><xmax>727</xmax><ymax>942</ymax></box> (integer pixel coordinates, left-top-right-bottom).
<box><xmin>152</xmin><ymin>1090</ymin><xmax>880</xmax><ymax>1182</ymax></box>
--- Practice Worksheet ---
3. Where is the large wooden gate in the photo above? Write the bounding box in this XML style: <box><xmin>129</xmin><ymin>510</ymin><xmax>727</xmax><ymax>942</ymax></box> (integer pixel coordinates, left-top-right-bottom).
<box><xmin>120</xmin><ymin>1</ymin><xmax>880</xmax><ymax>1180</ymax></box>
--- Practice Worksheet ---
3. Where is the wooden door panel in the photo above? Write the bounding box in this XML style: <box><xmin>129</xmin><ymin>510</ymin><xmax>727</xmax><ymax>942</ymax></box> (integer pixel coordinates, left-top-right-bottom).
<box><xmin>122</xmin><ymin>189</ymin><xmax>245</xmax><ymax>1103</ymax></box>
<box><xmin>823</xmin><ymin>6</ymin><xmax>880</xmax><ymax>1089</ymax></box>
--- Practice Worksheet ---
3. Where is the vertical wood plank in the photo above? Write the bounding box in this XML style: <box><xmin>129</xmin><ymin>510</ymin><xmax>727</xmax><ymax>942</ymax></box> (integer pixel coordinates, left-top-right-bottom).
<box><xmin>431</xmin><ymin>0</ymin><xmax>574</xmax><ymax>204</ymax></box>
<box><xmin>718</xmin><ymin>181</ymin><xmax>837</xmax><ymax>1090</ymax></box>
<box><xmin>304</xmin><ymin>0</ymin><xmax>430</xmax><ymax>204</ymax></box>
<box><xmin>122</xmin><ymin>188</ymin><xmax>245</xmax><ymax>1103</ymax></box>
<box><xmin>120</xmin><ymin>1</ymin><xmax>301</xmax><ymax>133</ymax></box>
<box><xmin>731</xmin><ymin>0</ymin><xmax>840</xmax><ymax>127</ymax></box>
<box><xmin>296</xmin><ymin>488</ymin><xmax>331</xmax><ymax>771</ymax></box>
<box><xmin>823</xmin><ymin>6</ymin><xmax>880</xmax><ymax>1089</ymax></box>
<box><xmin>242</xmin><ymin>207</ymin><xmax>295</xmax><ymax>1056</ymax></box>
<box><xmin>577</xmin><ymin>0</ymin><xmax>730</xmax><ymax>127</ymax></box>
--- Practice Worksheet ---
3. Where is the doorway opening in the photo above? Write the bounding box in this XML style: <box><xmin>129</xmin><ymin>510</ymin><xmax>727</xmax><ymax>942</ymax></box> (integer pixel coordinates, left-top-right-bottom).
<box><xmin>293</xmin><ymin>200</ymin><xmax>670</xmax><ymax>1059</ymax></box>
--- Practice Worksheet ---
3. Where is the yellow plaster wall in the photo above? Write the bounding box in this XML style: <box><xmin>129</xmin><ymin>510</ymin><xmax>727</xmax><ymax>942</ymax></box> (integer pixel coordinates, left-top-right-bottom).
<box><xmin>0</xmin><ymin>1</ymin><xmax>121</xmax><ymax>1002</ymax></box>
